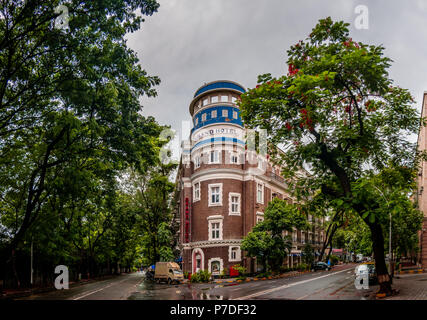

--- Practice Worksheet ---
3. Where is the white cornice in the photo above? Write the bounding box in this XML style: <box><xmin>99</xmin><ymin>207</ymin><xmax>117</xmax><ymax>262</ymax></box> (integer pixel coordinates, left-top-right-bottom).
<box><xmin>182</xmin><ymin>239</ymin><xmax>242</xmax><ymax>249</ymax></box>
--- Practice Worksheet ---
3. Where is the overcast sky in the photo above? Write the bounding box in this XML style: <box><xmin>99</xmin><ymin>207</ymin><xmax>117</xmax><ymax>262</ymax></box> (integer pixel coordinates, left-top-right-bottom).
<box><xmin>126</xmin><ymin>0</ymin><xmax>427</xmax><ymax>143</ymax></box>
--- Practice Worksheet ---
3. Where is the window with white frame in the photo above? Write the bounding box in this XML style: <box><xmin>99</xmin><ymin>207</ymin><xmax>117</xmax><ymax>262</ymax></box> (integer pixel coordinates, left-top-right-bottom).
<box><xmin>221</xmin><ymin>95</ymin><xmax>228</xmax><ymax>102</ymax></box>
<box><xmin>229</xmin><ymin>193</ymin><xmax>241</xmax><ymax>215</ymax></box>
<box><xmin>256</xmin><ymin>183</ymin><xmax>264</xmax><ymax>204</ymax></box>
<box><xmin>222</xmin><ymin>109</ymin><xmax>228</xmax><ymax>117</ymax></box>
<box><xmin>203</xmin><ymin>98</ymin><xmax>208</xmax><ymax>106</ymax></box>
<box><xmin>195</xmin><ymin>155</ymin><xmax>201</xmax><ymax>168</ymax></box>
<box><xmin>195</xmin><ymin>118</ymin><xmax>198</xmax><ymax>126</ymax></box>
<box><xmin>211</xmin><ymin>222</ymin><xmax>220</xmax><ymax>239</ymax></box>
<box><xmin>233</xmin><ymin>111</ymin><xmax>238</xmax><ymax>119</ymax></box>
<box><xmin>207</xmin><ymin>216</ymin><xmax>223</xmax><ymax>240</ymax></box>
<box><xmin>231</xmin><ymin>96</ymin><xmax>237</xmax><ymax>103</ymax></box>
<box><xmin>202</xmin><ymin>113</ymin><xmax>207</xmax><ymax>121</ymax></box>
<box><xmin>211</xmin><ymin>110</ymin><xmax>217</xmax><ymax>118</ymax></box>
<box><xmin>208</xmin><ymin>183</ymin><xmax>222</xmax><ymax>206</ymax></box>
<box><xmin>209</xmin><ymin>150</ymin><xmax>220</xmax><ymax>164</ymax></box>
<box><xmin>193</xmin><ymin>182</ymin><xmax>200</xmax><ymax>202</ymax></box>
<box><xmin>211</xmin><ymin>96</ymin><xmax>218</xmax><ymax>103</ymax></box>
<box><xmin>229</xmin><ymin>246</ymin><xmax>241</xmax><ymax>262</ymax></box>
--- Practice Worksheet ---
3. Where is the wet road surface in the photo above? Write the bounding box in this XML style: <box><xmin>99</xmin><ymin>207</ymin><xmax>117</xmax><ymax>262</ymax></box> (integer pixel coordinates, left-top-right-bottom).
<box><xmin>20</xmin><ymin>264</ymin><xmax>377</xmax><ymax>300</ymax></box>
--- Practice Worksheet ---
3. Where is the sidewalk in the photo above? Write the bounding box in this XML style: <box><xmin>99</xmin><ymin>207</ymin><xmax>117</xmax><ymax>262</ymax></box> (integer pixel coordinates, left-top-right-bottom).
<box><xmin>385</xmin><ymin>273</ymin><xmax>427</xmax><ymax>300</ymax></box>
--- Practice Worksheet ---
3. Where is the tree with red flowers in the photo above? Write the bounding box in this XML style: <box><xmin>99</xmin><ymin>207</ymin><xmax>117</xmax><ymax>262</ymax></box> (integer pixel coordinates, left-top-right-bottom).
<box><xmin>239</xmin><ymin>17</ymin><xmax>423</xmax><ymax>295</ymax></box>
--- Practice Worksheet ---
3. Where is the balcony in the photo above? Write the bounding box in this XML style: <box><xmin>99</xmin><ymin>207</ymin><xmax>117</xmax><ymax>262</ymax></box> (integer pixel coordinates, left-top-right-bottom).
<box><xmin>268</xmin><ymin>172</ymin><xmax>286</xmax><ymax>184</ymax></box>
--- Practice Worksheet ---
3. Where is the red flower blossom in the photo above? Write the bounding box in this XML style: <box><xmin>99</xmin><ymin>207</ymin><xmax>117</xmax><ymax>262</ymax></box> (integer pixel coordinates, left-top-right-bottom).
<box><xmin>288</xmin><ymin>64</ymin><xmax>299</xmax><ymax>76</ymax></box>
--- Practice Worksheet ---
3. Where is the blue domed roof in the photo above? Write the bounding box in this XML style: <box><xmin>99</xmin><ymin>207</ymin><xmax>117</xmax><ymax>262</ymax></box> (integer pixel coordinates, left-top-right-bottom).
<box><xmin>193</xmin><ymin>81</ymin><xmax>246</xmax><ymax>98</ymax></box>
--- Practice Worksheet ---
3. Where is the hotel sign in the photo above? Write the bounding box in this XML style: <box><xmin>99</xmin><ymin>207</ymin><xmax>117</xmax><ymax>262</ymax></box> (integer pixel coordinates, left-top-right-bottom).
<box><xmin>192</xmin><ymin>127</ymin><xmax>241</xmax><ymax>142</ymax></box>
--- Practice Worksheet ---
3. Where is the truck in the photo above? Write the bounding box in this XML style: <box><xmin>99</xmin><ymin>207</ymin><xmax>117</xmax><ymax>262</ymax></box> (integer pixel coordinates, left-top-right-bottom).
<box><xmin>154</xmin><ymin>262</ymin><xmax>184</xmax><ymax>284</ymax></box>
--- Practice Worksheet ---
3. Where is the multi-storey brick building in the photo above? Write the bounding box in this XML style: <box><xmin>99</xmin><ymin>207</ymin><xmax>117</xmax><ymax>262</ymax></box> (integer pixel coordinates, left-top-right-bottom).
<box><xmin>176</xmin><ymin>80</ymin><xmax>325</xmax><ymax>276</ymax></box>
<box><xmin>415</xmin><ymin>92</ymin><xmax>427</xmax><ymax>271</ymax></box>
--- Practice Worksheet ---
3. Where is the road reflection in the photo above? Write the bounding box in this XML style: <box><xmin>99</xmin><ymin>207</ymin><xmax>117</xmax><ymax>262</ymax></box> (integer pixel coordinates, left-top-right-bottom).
<box><xmin>128</xmin><ymin>279</ymin><xmax>225</xmax><ymax>300</ymax></box>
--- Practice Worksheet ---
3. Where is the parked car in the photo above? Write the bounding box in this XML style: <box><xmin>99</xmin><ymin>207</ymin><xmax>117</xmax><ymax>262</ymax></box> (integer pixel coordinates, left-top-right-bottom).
<box><xmin>312</xmin><ymin>262</ymin><xmax>331</xmax><ymax>271</ymax></box>
<box><xmin>354</xmin><ymin>262</ymin><xmax>377</xmax><ymax>284</ymax></box>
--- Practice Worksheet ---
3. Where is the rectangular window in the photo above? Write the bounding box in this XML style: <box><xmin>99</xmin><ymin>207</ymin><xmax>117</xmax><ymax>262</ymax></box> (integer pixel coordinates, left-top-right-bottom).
<box><xmin>211</xmin><ymin>187</ymin><xmax>220</xmax><ymax>204</ymax></box>
<box><xmin>211</xmin><ymin>96</ymin><xmax>218</xmax><ymax>103</ymax></box>
<box><xmin>211</xmin><ymin>222</ymin><xmax>220</xmax><ymax>239</ymax></box>
<box><xmin>203</xmin><ymin>98</ymin><xmax>208</xmax><ymax>106</ymax></box>
<box><xmin>233</xmin><ymin>111</ymin><xmax>238</xmax><ymax>119</ymax></box>
<box><xmin>231</xmin><ymin>96</ymin><xmax>237</xmax><ymax>103</ymax></box>
<box><xmin>229</xmin><ymin>193</ymin><xmax>240</xmax><ymax>215</ymax></box>
<box><xmin>221</xmin><ymin>95</ymin><xmax>228</xmax><ymax>102</ymax></box>
<box><xmin>222</xmin><ymin>109</ymin><xmax>228</xmax><ymax>117</ymax></box>
<box><xmin>211</xmin><ymin>110</ymin><xmax>217</xmax><ymax>118</ymax></box>
<box><xmin>195</xmin><ymin>156</ymin><xmax>201</xmax><ymax>168</ymax></box>
<box><xmin>202</xmin><ymin>113</ymin><xmax>207</xmax><ymax>121</ymax></box>
<box><xmin>257</xmin><ymin>183</ymin><xmax>264</xmax><ymax>203</ymax></box>
<box><xmin>193</xmin><ymin>182</ymin><xmax>200</xmax><ymax>201</ymax></box>
<box><xmin>209</xmin><ymin>150</ymin><xmax>220</xmax><ymax>164</ymax></box>
<box><xmin>195</xmin><ymin>118</ymin><xmax>198</xmax><ymax>126</ymax></box>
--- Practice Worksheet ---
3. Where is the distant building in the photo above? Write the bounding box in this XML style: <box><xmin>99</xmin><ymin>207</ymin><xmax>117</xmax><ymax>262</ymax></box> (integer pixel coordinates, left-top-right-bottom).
<box><xmin>175</xmin><ymin>80</ymin><xmax>325</xmax><ymax>276</ymax></box>
<box><xmin>415</xmin><ymin>92</ymin><xmax>427</xmax><ymax>271</ymax></box>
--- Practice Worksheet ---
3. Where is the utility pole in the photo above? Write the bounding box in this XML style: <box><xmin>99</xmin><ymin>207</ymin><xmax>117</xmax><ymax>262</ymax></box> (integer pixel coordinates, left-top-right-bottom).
<box><xmin>30</xmin><ymin>238</ymin><xmax>33</xmax><ymax>287</ymax></box>
<box><xmin>388</xmin><ymin>211</ymin><xmax>392</xmax><ymax>276</ymax></box>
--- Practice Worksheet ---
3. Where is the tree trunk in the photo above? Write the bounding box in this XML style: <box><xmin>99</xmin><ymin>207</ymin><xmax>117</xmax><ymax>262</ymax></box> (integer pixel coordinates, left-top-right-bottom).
<box><xmin>367</xmin><ymin>221</ymin><xmax>393</xmax><ymax>295</ymax></box>
<box><xmin>319</xmin><ymin>224</ymin><xmax>338</xmax><ymax>262</ymax></box>
<box><xmin>325</xmin><ymin>241</ymin><xmax>333</xmax><ymax>264</ymax></box>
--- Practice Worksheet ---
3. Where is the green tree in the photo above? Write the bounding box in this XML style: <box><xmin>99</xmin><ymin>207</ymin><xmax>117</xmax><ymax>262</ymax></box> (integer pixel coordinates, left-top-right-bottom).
<box><xmin>124</xmin><ymin>161</ymin><xmax>177</xmax><ymax>266</ymax></box>
<box><xmin>242</xmin><ymin>198</ymin><xmax>308</xmax><ymax>272</ymax></box>
<box><xmin>302</xmin><ymin>243</ymin><xmax>314</xmax><ymax>266</ymax></box>
<box><xmin>0</xmin><ymin>0</ymin><xmax>162</xmax><ymax>288</ymax></box>
<box><xmin>239</xmin><ymin>17</ymin><xmax>422</xmax><ymax>294</ymax></box>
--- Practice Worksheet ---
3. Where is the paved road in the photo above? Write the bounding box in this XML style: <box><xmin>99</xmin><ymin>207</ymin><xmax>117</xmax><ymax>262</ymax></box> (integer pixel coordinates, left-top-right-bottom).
<box><xmin>20</xmin><ymin>273</ymin><xmax>144</xmax><ymax>300</ymax></box>
<box><xmin>19</xmin><ymin>264</ymin><xmax>377</xmax><ymax>300</ymax></box>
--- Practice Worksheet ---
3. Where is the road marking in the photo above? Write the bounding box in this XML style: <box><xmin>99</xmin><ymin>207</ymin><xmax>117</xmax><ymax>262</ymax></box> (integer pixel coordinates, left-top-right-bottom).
<box><xmin>233</xmin><ymin>267</ymin><xmax>353</xmax><ymax>300</ymax></box>
<box><xmin>72</xmin><ymin>278</ymin><xmax>128</xmax><ymax>300</ymax></box>
<box><xmin>296</xmin><ymin>293</ymin><xmax>310</xmax><ymax>300</ymax></box>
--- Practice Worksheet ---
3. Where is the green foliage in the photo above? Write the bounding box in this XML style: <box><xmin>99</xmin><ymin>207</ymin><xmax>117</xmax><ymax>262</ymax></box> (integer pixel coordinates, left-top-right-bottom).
<box><xmin>294</xmin><ymin>263</ymin><xmax>309</xmax><ymax>271</ymax></box>
<box><xmin>238</xmin><ymin>17</ymin><xmax>423</xmax><ymax>285</ymax></box>
<box><xmin>0</xmin><ymin>0</ymin><xmax>170</xmax><ymax>287</ymax></box>
<box><xmin>232</xmin><ymin>264</ymin><xmax>247</xmax><ymax>276</ymax></box>
<box><xmin>190</xmin><ymin>270</ymin><xmax>211</xmax><ymax>283</ymax></box>
<box><xmin>329</xmin><ymin>255</ymin><xmax>339</xmax><ymax>265</ymax></box>
<box><xmin>242</xmin><ymin>198</ymin><xmax>306</xmax><ymax>272</ymax></box>
<box><xmin>302</xmin><ymin>243</ymin><xmax>315</xmax><ymax>266</ymax></box>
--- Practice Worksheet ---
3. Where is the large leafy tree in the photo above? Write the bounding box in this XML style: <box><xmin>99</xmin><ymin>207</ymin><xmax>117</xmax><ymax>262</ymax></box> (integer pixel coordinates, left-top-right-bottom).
<box><xmin>239</xmin><ymin>17</ymin><xmax>422</xmax><ymax>294</ymax></box>
<box><xmin>0</xmin><ymin>0</ymin><xmax>162</xmax><ymax>287</ymax></box>
<box><xmin>242</xmin><ymin>198</ymin><xmax>308</xmax><ymax>272</ymax></box>
<box><xmin>123</xmin><ymin>161</ymin><xmax>178</xmax><ymax>266</ymax></box>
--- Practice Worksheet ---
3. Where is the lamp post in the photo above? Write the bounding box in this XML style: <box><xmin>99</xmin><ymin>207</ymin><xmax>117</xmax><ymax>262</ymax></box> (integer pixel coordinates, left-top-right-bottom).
<box><xmin>30</xmin><ymin>238</ymin><xmax>33</xmax><ymax>287</ymax></box>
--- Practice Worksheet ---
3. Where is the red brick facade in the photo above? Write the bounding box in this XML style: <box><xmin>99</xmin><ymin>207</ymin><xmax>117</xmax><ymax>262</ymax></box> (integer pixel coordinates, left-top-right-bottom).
<box><xmin>177</xmin><ymin>80</ymin><xmax>325</xmax><ymax>276</ymax></box>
